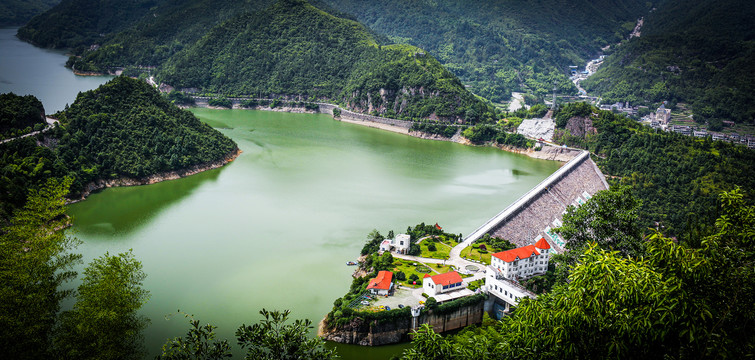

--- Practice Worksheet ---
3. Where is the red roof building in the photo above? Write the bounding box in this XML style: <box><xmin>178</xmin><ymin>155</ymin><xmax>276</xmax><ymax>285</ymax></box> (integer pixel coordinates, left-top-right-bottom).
<box><xmin>367</xmin><ymin>271</ymin><xmax>394</xmax><ymax>296</ymax></box>
<box><xmin>534</xmin><ymin>237</ymin><xmax>551</xmax><ymax>250</ymax></box>
<box><xmin>423</xmin><ymin>271</ymin><xmax>465</xmax><ymax>297</ymax></box>
<box><xmin>490</xmin><ymin>238</ymin><xmax>551</xmax><ymax>280</ymax></box>
<box><xmin>492</xmin><ymin>245</ymin><xmax>540</xmax><ymax>263</ymax></box>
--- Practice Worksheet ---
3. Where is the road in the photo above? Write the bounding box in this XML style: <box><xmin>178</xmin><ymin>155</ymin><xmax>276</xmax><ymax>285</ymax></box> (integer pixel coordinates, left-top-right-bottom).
<box><xmin>0</xmin><ymin>117</ymin><xmax>59</xmax><ymax>145</ymax></box>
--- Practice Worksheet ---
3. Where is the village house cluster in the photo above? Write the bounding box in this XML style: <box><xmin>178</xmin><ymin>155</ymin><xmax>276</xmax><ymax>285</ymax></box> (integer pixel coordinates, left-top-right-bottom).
<box><xmin>366</xmin><ymin>233</ymin><xmax>555</xmax><ymax>313</ymax></box>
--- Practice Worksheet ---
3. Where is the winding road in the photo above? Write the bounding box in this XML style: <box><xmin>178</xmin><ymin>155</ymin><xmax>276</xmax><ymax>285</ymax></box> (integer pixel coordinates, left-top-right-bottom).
<box><xmin>0</xmin><ymin>117</ymin><xmax>59</xmax><ymax>145</ymax></box>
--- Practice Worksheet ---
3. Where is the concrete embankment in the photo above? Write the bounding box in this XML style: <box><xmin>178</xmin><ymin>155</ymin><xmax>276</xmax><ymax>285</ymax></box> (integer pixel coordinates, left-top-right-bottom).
<box><xmin>463</xmin><ymin>150</ymin><xmax>609</xmax><ymax>251</ymax></box>
<box><xmin>68</xmin><ymin>148</ymin><xmax>241</xmax><ymax>203</ymax></box>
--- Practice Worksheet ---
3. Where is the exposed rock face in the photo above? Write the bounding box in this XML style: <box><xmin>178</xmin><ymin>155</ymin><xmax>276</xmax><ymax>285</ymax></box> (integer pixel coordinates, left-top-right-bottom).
<box><xmin>564</xmin><ymin>116</ymin><xmax>597</xmax><ymax>137</ymax></box>
<box><xmin>320</xmin><ymin>301</ymin><xmax>484</xmax><ymax>346</ymax></box>
<box><xmin>517</xmin><ymin>118</ymin><xmax>555</xmax><ymax>141</ymax></box>
<box><xmin>69</xmin><ymin>148</ymin><xmax>241</xmax><ymax>203</ymax></box>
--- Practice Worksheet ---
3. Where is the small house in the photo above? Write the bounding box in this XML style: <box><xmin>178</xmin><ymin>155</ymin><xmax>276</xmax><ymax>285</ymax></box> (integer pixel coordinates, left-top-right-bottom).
<box><xmin>423</xmin><ymin>271</ymin><xmax>464</xmax><ymax>298</ymax></box>
<box><xmin>367</xmin><ymin>271</ymin><xmax>394</xmax><ymax>296</ymax></box>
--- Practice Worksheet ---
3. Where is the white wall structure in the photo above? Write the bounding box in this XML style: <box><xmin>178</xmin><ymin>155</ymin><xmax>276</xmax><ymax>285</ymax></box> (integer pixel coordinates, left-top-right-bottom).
<box><xmin>394</xmin><ymin>234</ymin><xmax>410</xmax><ymax>254</ymax></box>
<box><xmin>423</xmin><ymin>271</ymin><xmax>465</xmax><ymax>298</ymax></box>
<box><xmin>490</xmin><ymin>238</ymin><xmax>551</xmax><ymax>280</ymax></box>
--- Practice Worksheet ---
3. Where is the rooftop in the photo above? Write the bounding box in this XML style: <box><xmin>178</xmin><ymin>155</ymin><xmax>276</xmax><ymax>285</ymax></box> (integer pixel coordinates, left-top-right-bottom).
<box><xmin>534</xmin><ymin>237</ymin><xmax>550</xmax><ymax>250</ymax></box>
<box><xmin>367</xmin><ymin>271</ymin><xmax>393</xmax><ymax>290</ymax></box>
<box><xmin>429</xmin><ymin>271</ymin><xmax>463</xmax><ymax>286</ymax></box>
<box><xmin>492</xmin><ymin>245</ymin><xmax>540</xmax><ymax>263</ymax></box>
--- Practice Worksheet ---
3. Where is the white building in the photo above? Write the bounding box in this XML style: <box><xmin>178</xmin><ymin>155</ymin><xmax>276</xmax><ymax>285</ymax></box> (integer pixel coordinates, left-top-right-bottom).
<box><xmin>484</xmin><ymin>238</ymin><xmax>552</xmax><ymax>309</ymax></box>
<box><xmin>485</xmin><ymin>268</ymin><xmax>534</xmax><ymax>307</ymax></box>
<box><xmin>655</xmin><ymin>105</ymin><xmax>671</xmax><ymax>125</ymax></box>
<box><xmin>490</xmin><ymin>237</ymin><xmax>551</xmax><ymax>280</ymax></box>
<box><xmin>423</xmin><ymin>271</ymin><xmax>465</xmax><ymax>298</ymax></box>
<box><xmin>379</xmin><ymin>233</ymin><xmax>411</xmax><ymax>254</ymax></box>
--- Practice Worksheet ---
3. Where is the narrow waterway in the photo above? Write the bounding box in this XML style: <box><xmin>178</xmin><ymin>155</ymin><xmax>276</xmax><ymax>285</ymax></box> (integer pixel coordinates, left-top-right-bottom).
<box><xmin>1</xmin><ymin>27</ymin><xmax>562</xmax><ymax>359</ymax></box>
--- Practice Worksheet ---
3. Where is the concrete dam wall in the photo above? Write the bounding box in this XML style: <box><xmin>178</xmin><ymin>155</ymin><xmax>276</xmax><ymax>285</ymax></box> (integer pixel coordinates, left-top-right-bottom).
<box><xmin>465</xmin><ymin>151</ymin><xmax>609</xmax><ymax>252</ymax></box>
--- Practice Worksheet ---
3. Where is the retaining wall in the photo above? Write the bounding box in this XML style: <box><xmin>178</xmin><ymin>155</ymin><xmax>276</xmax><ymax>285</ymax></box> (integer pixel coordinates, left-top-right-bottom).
<box><xmin>465</xmin><ymin>151</ymin><xmax>609</xmax><ymax>251</ymax></box>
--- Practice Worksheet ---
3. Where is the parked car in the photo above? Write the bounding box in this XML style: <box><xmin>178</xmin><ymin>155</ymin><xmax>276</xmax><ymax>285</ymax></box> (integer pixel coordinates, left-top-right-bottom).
<box><xmin>398</xmin><ymin>304</ymin><xmax>404</xmax><ymax>309</ymax></box>
<box><xmin>385</xmin><ymin>306</ymin><xmax>391</xmax><ymax>311</ymax></box>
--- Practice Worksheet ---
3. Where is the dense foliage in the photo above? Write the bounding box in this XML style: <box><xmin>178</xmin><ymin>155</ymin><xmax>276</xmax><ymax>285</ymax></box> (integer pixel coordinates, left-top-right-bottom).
<box><xmin>0</xmin><ymin>77</ymin><xmax>237</xmax><ymax>221</ymax></box>
<box><xmin>554</xmin><ymin>103</ymin><xmax>755</xmax><ymax>237</ymax></box>
<box><xmin>19</xmin><ymin>0</ymin><xmax>649</xmax><ymax>109</ymax></box>
<box><xmin>0</xmin><ymin>93</ymin><xmax>46</xmax><ymax>140</ymax></box>
<box><xmin>0</xmin><ymin>178</ymin><xmax>81</xmax><ymax>359</ymax></box>
<box><xmin>403</xmin><ymin>188</ymin><xmax>755</xmax><ymax>359</ymax></box>
<box><xmin>55</xmin><ymin>250</ymin><xmax>150</xmax><ymax>360</ymax></box>
<box><xmin>158</xmin><ymin>0</ymin><xmax>491</xmax><ymax>122</ymax></box>
<box><xmin>0</xmin><ymin>0</ymin><xmax>59</xmax><ymax>26</ymax></box>
<box><xmin>312</xmin><ymin>0</ymin><xmax>651</xmax><ymax>102</ymax></box>
<box><xmin>583</xmin><ymin>0</ymin><xmax>755</xmax><ymax>125</ymax></box>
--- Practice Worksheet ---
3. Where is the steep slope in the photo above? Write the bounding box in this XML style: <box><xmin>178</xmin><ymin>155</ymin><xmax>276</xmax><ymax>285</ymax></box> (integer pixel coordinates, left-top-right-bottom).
<box><xmin>583</xmin><ymin>0</ymin><xmax>755</xmax><ymax>126</ymax></box>
<box><xmin>0</xmin><ymin>93</ymin><xmax>46</xmax><ymax>140</ymax></box>
<box><xmin>0</xmin><ymin>0</ymin><xmax>59</xmax><ymax>26</ymax></box>
<box><xmin>158</xmin><ymin>0</ymin><xmax>491</xmax><ymax>122</ymax></box>
<box><xmin>320</xmin><ymin>0</ymin><xmax>652</xmax><ymax>102</ymax></box>
<box><xmin>19</xmin><ymin>0</ymin><xmax>650</xmax><ymax>104</ymax></box>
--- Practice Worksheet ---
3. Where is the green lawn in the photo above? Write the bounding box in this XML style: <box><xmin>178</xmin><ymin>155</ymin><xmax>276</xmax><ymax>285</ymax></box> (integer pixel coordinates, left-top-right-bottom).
<box><xmin>391</xmin><ymin>259</ymin><xmax>455</xmax><ymax>287</ymax></box>
<box><xmin>460</xmin><ymin>246</ymin><xmax>493</xmax><ymax>265</ymax></box>
<box><xmin>418</xmin><ymin>238</ymin><xmax>452</xmax><ymax>259</ymax></box>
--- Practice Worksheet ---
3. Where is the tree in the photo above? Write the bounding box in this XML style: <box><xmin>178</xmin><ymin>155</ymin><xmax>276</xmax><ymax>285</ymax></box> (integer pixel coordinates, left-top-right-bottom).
<box><xmin>401</xmin><ymin>188</ymin><xmax>755</xmax><ymax>359</ymax></box>
<box><xmin>0</xmin><ymin>177</ymin><xmax>81</xmax><ymax>359</ymax></box>
<box><xmin>158</xmin><ymin>316</ymin><xmax>232</xmax><ymax>360</ymax></box>
<box><xmin>401</xmin><ymin>324</ymin><xmax>453</xmax><ymax>360</ymax></box>
<box><xmin>556</xmin><ymin>186</ymin><xmax>644</xmax><ymax>259</ymax></box>
<box><xmin>55</xmin><ymin>250</ymin><xmax>150</xmax><ymax>360</ymax></box>
<box><xmin>235</xmin><ymin>309</ymin><xmax>336</xmax><ymax>360</ymax></box>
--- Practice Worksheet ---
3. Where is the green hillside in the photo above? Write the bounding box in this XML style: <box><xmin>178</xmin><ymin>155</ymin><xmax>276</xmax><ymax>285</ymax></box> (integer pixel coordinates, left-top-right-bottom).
<box><xmin>158</xmin><ymin>0</ymin><xmax>490</xmax><ymax>122</ymax></box>
<box><xmin>553</xmin><ymin>102</ymin><xmax>755</xmax><ymax>237</ymax></box>
<box><xmin>0</xmin><ymin>0</ymin><xmax>59</xmax><ymax>26</ymax></box>
<box><xmin>320</xmin><ymin>0</ymin><xmax>652</xmax><ymax>102</ymax></box>
<box><xmin>583</xmin><ymin>0</ymin><xmax>755</xmax><ymax>126</ymax></box>
<box><xmin>19</xmin><ymin>0</ymin><xmax>650</xmax><ymax>105</ymax></box>
<box><xmin>0</xmin><ymin>77</ymin><xmax>237</xmax><ymax>219</ymax></box>
<box><xmin>0</xmin><ymin>93</ymin><xmax>46</xmax><ymax>140</ymax></box>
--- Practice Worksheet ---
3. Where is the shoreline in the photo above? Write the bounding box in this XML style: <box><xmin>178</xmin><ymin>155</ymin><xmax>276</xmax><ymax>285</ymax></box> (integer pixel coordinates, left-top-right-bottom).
<box><xmin>66</xmin><ymin>148</ymin><xmax>241</xmax><ymax>204</ymax></box>
<box><xmin>190</xmin><ymin>102</ymin><xmax>575</xmax><ymax>163</ymax></box>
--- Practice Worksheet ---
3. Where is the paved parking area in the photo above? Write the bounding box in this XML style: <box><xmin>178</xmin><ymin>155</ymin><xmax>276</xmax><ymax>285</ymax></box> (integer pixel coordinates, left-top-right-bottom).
<box><xmin>371</xmin><ymin>287</ymin><xmax>422</xmax><ymax>309</ymax></box>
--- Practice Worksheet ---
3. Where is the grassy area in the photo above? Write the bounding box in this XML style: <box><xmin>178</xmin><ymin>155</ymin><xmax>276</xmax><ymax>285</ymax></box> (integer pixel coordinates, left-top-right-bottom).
<box><xmin>391</xmin><ymin>259</ymin><xmax>455</xmax><ymax>287</ymax></box>
<box><xmin>417</xmin><ymin>236</ymin><xmax>456</xmax><ymax>259</ymax></box>
<box><xmin>460</xmin><ymin>246</ymin><xmax>492</xmax><ymax>265</ymax></box>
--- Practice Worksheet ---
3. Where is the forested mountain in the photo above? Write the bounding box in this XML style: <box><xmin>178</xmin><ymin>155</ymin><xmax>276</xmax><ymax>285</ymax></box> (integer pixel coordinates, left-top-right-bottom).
<box><xmin>553</xmin><ymin>102</ymin><xmax>755</xmax><ymax>238</ymax></box>
<box><xmin>0</xmin><ymin>76</ymin><xmax>237</xmax><ymax>220</ymax></box>
<box><xmin>319</xmin><ymin>0</ymin><xmax>652</xmax><ymax>102</ymax></box>
<box><xmin>18</xmin><ymin>0</ymin><xmax>650</xmax><ymax>104</ymax></box>
<box><xmin>583</xmin><ymin>0</ymin><xmax>755</xmax><ymax>126</ymax></box>
<box><xmin>0</xmin><ymin>93</ymin><xmax>46</xmax><ymax>140</ymax></box>
<box><xmin>0</xmin><ymin>0</ymin><xmax>59</xmax><ymax>26</ymax></box>
<box><xmin>158</xmin><ymin>0</ymin><xmax>490</xmax><ymax>122</ymax></box>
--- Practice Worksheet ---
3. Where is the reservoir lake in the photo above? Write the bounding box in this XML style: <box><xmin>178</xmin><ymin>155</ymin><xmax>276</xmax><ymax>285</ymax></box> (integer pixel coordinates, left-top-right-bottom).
<box><xmin>0</xmin><ymin>27</ymin><xmax>562</xmax><ymax>358</ymax></box>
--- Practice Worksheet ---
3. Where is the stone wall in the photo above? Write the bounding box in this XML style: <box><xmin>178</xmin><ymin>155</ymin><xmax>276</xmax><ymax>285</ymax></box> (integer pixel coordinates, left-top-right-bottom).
<box><xmin>487</xmin><ymin>152</ymin><xmax>609</xmax><ymax>250</ymax></box>
<box><xmin>320</xmin><ymin>104</ymin><xmax>414</xmax><ymax>129</ymax></box>
<box><xmin>321</xmin><ymin>300</ymin><xmax>484</xmax><ymax>346</ymax></box>
<box><xmin>463</xmin><ymin>151</ymin><xmax>609</xmax><ymax>252</ymax></box>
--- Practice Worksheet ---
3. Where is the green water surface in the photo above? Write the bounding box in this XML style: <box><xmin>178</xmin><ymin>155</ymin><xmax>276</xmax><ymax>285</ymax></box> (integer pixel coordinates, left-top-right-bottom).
<box><xmin>0</xmin><ymin>27</ymin><xmax>561</xmax><ymax>359</ymax></box>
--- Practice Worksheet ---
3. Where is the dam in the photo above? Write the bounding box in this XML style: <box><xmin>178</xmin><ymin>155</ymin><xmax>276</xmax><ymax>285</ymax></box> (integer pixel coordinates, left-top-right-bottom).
<box><xmin>464</xmin><ymin>150</ymin><xmax>609</xmax><ymax>252</ymax></box>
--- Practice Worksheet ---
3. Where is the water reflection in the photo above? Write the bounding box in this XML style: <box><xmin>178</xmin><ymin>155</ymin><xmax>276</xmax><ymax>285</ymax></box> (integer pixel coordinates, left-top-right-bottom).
<box><xmin>69</xmin><ymin>168</ymin><xmax>223</xmax><ymax>236</ymax></box>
